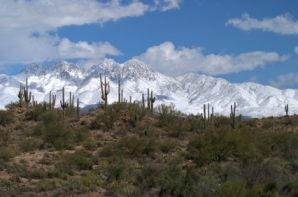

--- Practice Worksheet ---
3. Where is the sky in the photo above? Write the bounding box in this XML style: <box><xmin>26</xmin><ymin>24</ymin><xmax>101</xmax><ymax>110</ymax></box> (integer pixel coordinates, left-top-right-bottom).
<box><xmin>0</xmin><ymin>0</ymin><xmax>298</xmax><ymax>89</ymax></box>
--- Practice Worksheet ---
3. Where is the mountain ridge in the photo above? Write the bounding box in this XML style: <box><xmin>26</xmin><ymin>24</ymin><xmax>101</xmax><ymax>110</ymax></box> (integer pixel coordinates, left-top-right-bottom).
<box><xmin>1</xmin><ymin>58</ymin><xmax>298</xmax><ymax>118</ymax></box>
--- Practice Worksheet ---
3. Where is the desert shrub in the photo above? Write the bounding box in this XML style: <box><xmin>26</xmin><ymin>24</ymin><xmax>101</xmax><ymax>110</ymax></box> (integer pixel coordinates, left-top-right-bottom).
<box><xmin>73</xmin><ymin>127</ymin><xmax>92</xmax><ymax>143</ymax></box>
<box><xmin>256</xmin><ymin>130</ymin><xmax>298</xmax><ymax>159</ymax></box>
<box><xmin>95</xmin><ymin>106</ymin><xmax>120</xmax><ymax>132</ymax></box>
<box><xmin>55</xmin><ymin>150</ymin><xmax>94</xmax><ymax>175</ymax></box>
<box><xmin>0</xmin><ymin>110</ymin><xmax>14</xmax><ymax>126</ymax></box>
<box><xmin>159</xmin><ymin>138</ymin><xmax>178</xmax><ymax>153</ymax></box>
<box><xmin>60</xmin><ymin>175</ymin><xmax>101</xmax><ymax>195</ymax></box>
<box><xmin>158</xmin><ymin>165</ymin><xmax>200</xmax><ymax>197</ymax></box>
<box><xmin>187</xmin><ymin>127</ymin><xmax>241</xmax><ymax>166</ymax></box>
<box><xmin>39</xmin><ymin>109</ymin><xmax>63</xmax><ymax>127</ymax></box>
<box><xmin>5</xmin><ymin>101</ymin><xmax>22</xmax><ymax>110</ymax></box>
<box><xmin>106</xmin><ymin>157</ymin><xmax>133</xmax><ymax>182</ymax></box>
<box><xmin>261</xmin><ymin>119</ymin><xmax>275</xmax><ymax>129</ymax></box>
<box><xmin>0</xmin><ymin>147</ymin><xmax>14</xmax><ymax>161</ymax></box>
<box><xmin>19</xmin><ymin>137</ymin><xmax>41</xmax><ymax>152</ymax></box>
<box><xmin>117</xmin><ymin>135</ymin><xmax>157</xmax><ymax>157</ymax></box>
<box><xmin>136</xmin><ymin>164</ymin><xmax>162</xmax><ymax>192</ymax></box>
<box><xmin>184</xmin><ymin>114</ymin><xmax>201</xmax><ymax>132</ymax></box>
<box><xmin>0</xmin><ymin>178</ymin><xmax>22</xmax><ymax>195</ymax></box>
<box><xmin>64</xmin><ymin>106</ymin><xmax>77</xmax><ymax>118</ymax></box>
<box><xmin>111</xmin><ymin>102</ymin><xmax>127</xmax><ymax>112</ymax></box>
<box><xmin>0</xmin><ymin>129</ymin><xmax>10</xmax><ymax>146</ymax></box>
<box><xmin>215</xmin><ymin>181</ymin><xmax>246</xmax><ymax>197</ymax></box>
<box><xmin>37</xmin><ymin>179</ymin><xmax>60</xmax><ymax>192</ymax></box>
<box><xmin>83</xmin><ymin>138</ymin><xmax>98</xmax><ymax>151</ymax></box>
<box><xmin>42</xmin><ymin>122</ymin><xmax>74</xmax><ymax>150</ymax></box>
<box><xmin>25</xmin><ymin>105</ymin><xmax>47</xmax><ymax>121</ymax></box>
<box><xmin>156</xmin><ymin>103</ymin><xmax>177</xmax><ymax>127</ymax></box>
<box><xmin>218</xmin><ymin>115</ymin><xmax>232</xmax><ymax>126</ymax></box>
<box><xmin>281</xmin><ymin>180</ymin><xmax>298</xmax><ymax>197</ymax></box>
<box><xmin>244</xmin><ymin>118</ymin><xmax>257</xmax><ymax>128</ymax></box>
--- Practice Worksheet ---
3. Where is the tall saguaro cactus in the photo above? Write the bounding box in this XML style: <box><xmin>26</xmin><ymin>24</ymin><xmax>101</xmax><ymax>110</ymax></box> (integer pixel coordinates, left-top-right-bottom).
<box><xmin>230</xmin><ymin>102</ymin><xmax>236</xmax><ymax>128</ymax></box>
<box><xmin>77</xmin><ymin>98</ymin><xmax>80</xmax><ymax>121</ymax></box>
<box><xmin>150</xmin><ymin>90</ymin><xmax>155</xmax><ymax>111</ymax></box>
<box><xmin>49</xmin><ymin>91</ymin><xmax>56</xmax><ymax>110</ymax></box>
<box><xmin>100</xmin><ymin>74</ymin><xmax>110</xmax><ymax>109</ymax></box>
<box><xmin>69</xmin><ymin>92</ymin><xmax>74</xmax><ymax>108</ymax></box>
<box><xmin>118</xmin><ymin>79</ymin><xmax>121</xmax><ymax>103</ymax></box>
<box><xmin>285</xmin><ymin>104</ymin><xmax>289</xmax><ymax>116</ymax></box>
<box><xmin>60</xmin><ymin>87</ymin><xmax>68</xmax><ymax>119</ymax></box>
<box><xmin>203</xmin><ymin>104</ymin><xmax>206</xmax><ymax>129</ymax></box>
<box><xmin>23</xmin><ymin>78</ymin><xmax>31</xmax><ymax>109</ymax></box>
<box><xmin>17</xmin><ymin>84</ymin><xmax>24</xmax><ymax>107</ymax></box>
<box><xmin>147</xmin><ymin>88</ymin><xmax>155</xmax><ymax>111</ymax></box>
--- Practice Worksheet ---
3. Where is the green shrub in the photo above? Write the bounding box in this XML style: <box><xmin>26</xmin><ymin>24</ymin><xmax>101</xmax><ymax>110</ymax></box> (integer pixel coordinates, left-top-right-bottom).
<box><xmin>61</xmin><ymin>175</ymin><xmax>101</xmax><ymax>195</ymax></box>
<box><xmin>187</xmin><ymin>127</ymin><xmax>240</xmax><ymax>166</ymax></box>
<box><xmin>261</xmin><ymin>119</ymin><xmax>275</xmax><ymax>129</ymax></box>
<box><xmin>95</xmin><ymin>106</ymin><xmax>120</xmax><ymax>132</ymax></box>
<box><xmin>73</xmin><ymin>127</ymin><xmax>92</xmax><ymax>143</ymax></box>
<box><xmin>55</xmin><ymin>150</ymin><xmax>94</xmax><ymax>175</ymax></box>
<box><xmin>244</xmin><ymin>118</ymin><xmax>257</xmax><ymax>127</ymax></box>
<box><xmin>0</xmin><ymin>179</ymin><xmax>22</xmax><ymax>195</ymax></box>
<box><xmin>43</xmin><ymin>122</ymin><xmax>74</xmax><ymax>150</ymax></box>
<box><xmin>106</xmin><ymin>157</ymin><xmax>133</xmax><ymax>182</ymax></box>
<box><xmin>37</xmin><ymin>179</ymin><xmax>60</xmax><ymax>192</ymax></box>
<box><xmin>0</xmin><ymin>147</ymin><xmax>14</xmax><ymax>161</ymax></box>
<box><xmin>83</xmin><ymin>138</ymin><xmax>98</xmax><ymax>151</ymax></box>
<box><xmin>215</xmin><ymin>181</ymin><xmax>246</xmax><ymax>197</ymax></box>
<box><xmin>0</xmin><ymin>110</ymin><xmax>14</xmax><ymax>126</ymax></box>
<box><xmin>19</xmin><ymin>137</ymin><xmax>41</xmax><ymax>152</ymax></box>
<box><xmin>0</xmin><ymin>129</ymin><xmax>10</xmax><ymax>146</ymax></box>
<box><xmin>159</xmin><ymin>138</ymin><xmax>178</xmax><ymax>153</ymax></box>
<box><xmin>156</xmin><ymin>103</ymin><xmax>177</xmax><ymax>127</ymax></box>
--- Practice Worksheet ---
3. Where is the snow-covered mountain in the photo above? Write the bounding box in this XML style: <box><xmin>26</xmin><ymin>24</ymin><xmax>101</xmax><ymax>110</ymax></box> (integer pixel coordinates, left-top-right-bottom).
<box><xmin>1</xmin><ymin>59</ymin><xmax>298</xmax><ymax>118</ymax></box>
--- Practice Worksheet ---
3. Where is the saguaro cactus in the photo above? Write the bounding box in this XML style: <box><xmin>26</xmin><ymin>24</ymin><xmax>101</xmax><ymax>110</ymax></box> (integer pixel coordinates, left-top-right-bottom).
<box><xmin>17</xmin><ymin>84</ymin><xmax>24</xmax><ymax>107</ymax></box>
<box><xmin>118</xmin><ymin>79</ymin><xmax>121</xmax><ymax>103</ymax></box>
<box><xmin>69</xmin><ymin>92</ymin><xmax>74</xmax><ymax>108</ymax></box>
<box><xmin>150</xmin><ymin>90</ymin><xmax>155</xmax><ymax>111</ymax></box>
<box><xmin>60</xmin><ymin>87</ymin><xmax>68</xmax><ymax>119</ymax></box>
<box><xmin>230</xmin><ymin>102</ymin><xmax>236</xmax><ymax>128</ymax></box>
<box><xmin>203</xmin><ymin>104</ymin><xmax>206</xmax><ymax>129</ymax></box>
<box><xmin>100</xmin><ymin>74</ymin><xmax>110</xmax><ymax>109</ymax></box>
<box><xmin>23</xmin><ymin>78</ymin><xmax>31</xmax><ymax>109</ymax></box>
<box><xmin>147</xmin><ymin>88</ymin><xmax>155</xmax><ymax>111</ymax></box>
<box><xmin>77</xmin><ymin>98</ymin><xmax>80</xmax><ymax>121</ymax></box>
<box><xmin>49</xmin><ymin>91</ymin><xmax>56</xmax><ymax>110</ymax></box>
<box><xmin>285</xmin><ymin>104</ymin><xmax>289</xmax><ymax>116</ymax></box>
<box><xmin>142</xmin><ymin>93</ymin><xmax>145</xmax><ymax>110</ymax></box>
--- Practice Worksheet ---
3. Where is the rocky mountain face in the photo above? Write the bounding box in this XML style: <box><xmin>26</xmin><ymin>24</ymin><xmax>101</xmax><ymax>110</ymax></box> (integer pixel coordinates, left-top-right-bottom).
<box><xmin>2</xmin><ymin>58</ymin><xmax>298</xmax><ymax>118</ymax></box>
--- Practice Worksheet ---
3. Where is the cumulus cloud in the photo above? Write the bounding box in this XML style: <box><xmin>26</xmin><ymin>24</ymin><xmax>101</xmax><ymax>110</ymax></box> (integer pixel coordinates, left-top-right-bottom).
<box><xmin>295</xmin><ymin>46</ymin><xmax>298</xmax><ymax>54</ymax></box>
<box><xmin>0</xmin><ymin>0</ymin><xmax>181</xmax><ymax>66</ymax></box>
<box><xmin>226</xmin><ymin>13</ymin><xmax>298</xmax><ymax>35</ymax></box>
<box><xmin>134</xmin><ymin>42</ymin><xmax>288</xmax><ymax>76</ymax></box>
<box><xmin>269</xmin><ymin>73</ymin><xmax>298</xmax><ymax>88</ymax></box>
<box><xmin>154</xmin><ymin>0</ymin><xmax>182</xmax><ymax>11</ymax></box>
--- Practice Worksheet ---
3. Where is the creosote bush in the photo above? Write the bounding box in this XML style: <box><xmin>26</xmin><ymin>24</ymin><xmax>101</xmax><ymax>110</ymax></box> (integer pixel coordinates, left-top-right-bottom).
<box><xmin>0</xmin><ymin>110</ymin><xmax>14</xmax><ymax>126</ymax></box>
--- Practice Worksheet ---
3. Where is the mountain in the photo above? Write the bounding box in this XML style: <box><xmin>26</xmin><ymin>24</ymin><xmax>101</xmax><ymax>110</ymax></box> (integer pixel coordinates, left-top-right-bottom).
<box><xmin>2</xmin><ymin>59</ymin><xmax>298</xmax><ymax>118</ymax></box>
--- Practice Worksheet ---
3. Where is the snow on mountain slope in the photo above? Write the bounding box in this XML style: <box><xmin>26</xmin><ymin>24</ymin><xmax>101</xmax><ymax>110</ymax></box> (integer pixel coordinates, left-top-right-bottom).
<box><xmin>1</xmin><ymin>59</ymin><xmax>298</xmax><ymax>118</ymax></box>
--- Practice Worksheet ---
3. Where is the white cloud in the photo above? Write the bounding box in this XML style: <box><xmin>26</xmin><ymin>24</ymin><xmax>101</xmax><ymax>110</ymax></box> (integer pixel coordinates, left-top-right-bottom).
<box><xmin>295</xmin><ymin>46</ymin><xmax>298</xmax><ymax>54</ymax></box>
<box><xmin>0</xmin><ymin>0</ymin><xmax>181</xmax><ymax>66</ymax></box>
<box><xmin>226</xmin><ymin>13</ymin><xmax>298</xmax><ymax>35</ymax></box>
<box><xmin>269</xmin><ymin>73</ymin><xmax>298</xmax><ymax>88</ymax></box>
<box><xmin>154</xmin><ymin>0</ymin><xmax>182</xmax><ymax>11</ymax></box>
<box><xmin>134</xmin><ymin>42</ymin><xmax>288</xmax><ymax>76</ymax></box>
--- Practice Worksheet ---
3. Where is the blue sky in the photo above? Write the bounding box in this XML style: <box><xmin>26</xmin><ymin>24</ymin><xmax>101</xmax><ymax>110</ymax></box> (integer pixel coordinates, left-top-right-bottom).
<box><xmin>1</xmin><ymin>0</ymin><xmax>298</xmax><ymax>89</ymax></box>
